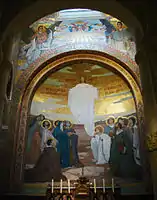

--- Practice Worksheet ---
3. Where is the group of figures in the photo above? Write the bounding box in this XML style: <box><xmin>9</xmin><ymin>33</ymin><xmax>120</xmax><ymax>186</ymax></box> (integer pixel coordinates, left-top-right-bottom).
<box><xmin>91</xmin><ymin>116</ymin><xmax>142</xmax><ymax>179</ymax></box>
<box><xmin>25</xmin><ymin>113</ymin><xmax>142</xmax><ymax>183</ymax></box>
<box><xmin>25</xmin><ymin>114</ymin><xmax>81</xmax><ymax>182</ymax></box>
<box><xmin>18</xmin><ymin>20</ymin><xmax>135</xmax><ymax>70</ymax></box>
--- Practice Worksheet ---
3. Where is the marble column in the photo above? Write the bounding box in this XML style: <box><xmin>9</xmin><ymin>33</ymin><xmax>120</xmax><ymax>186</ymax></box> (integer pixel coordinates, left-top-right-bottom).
<box><xmin>135</xmin><ymin>40</ymin><xmax>157</xmax><ymax>199</ymax></box>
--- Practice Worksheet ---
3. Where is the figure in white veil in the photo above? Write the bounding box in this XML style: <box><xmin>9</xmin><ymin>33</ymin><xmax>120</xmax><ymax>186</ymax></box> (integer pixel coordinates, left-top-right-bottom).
<box><xmin>68</xmin><ymin>77</ymin><xmax>98</xmax><ymax>136</ymax></box>
<box><xmin>91</xmin><ymin>125</ymin><xmax>111</xmax><ymax>164</ymax></box>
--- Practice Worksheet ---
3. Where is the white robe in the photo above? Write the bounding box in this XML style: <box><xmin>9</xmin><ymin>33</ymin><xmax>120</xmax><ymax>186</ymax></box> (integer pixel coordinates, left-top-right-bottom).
<box><xmin>91</xmin><ymin>133</ymin><xmax>111</xmax><ymax>164</ymax></box>
<box><xmin>68</xmin><ymin>83</ymin><xmax>98</xmax><ymax>136</ymax></box>
<box><xmin>40</xmin><ymin>128</ymin><xmax>55</xmax><ymax>152</ymax></box>
<box><xmin>26</xmin><ymin>30</ymin><xmax>53</xmax><ymax>64</ymax></box>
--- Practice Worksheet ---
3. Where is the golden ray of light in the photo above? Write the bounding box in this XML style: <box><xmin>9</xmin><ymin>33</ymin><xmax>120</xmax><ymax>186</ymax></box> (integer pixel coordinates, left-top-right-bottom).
<box><xmin>31</xmin><ymin>62</ymin><xmax>135</xmax><ymax>118</ymax></box>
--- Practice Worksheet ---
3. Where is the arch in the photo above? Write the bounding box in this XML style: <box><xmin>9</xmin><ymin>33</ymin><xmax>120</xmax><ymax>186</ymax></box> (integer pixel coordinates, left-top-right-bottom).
<box><xmin>11</xmin><ymin>51</ymin><xmax>143</xmax><ymax>188</ymax></box>
<box><xmin>2</xmin><ymin>1</ymin><xmax>143</xmax><ymax>42</ymax></box>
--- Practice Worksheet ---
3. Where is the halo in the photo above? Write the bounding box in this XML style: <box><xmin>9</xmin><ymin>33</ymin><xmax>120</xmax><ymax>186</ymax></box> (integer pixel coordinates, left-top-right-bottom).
<box><xmin>128</xmin><ymin>115</ymin><xmax>137</xmax><ymax>123</ymax></box>
<box><xmin>63</xmin><ymin>120</ymin><xmax>73</xmax><ymax>129</ymax></box>
<box><xmin>53</xmin><ymin>119</ymin><xmax>63</xmax><ymax>128</ymax></box>
<box><xmin>116</xmin><ymin>116</ymin><xmax>124</xmax><ymax>123</ymax></box>
<box><xmin>41</xmin><ymin>119</ymin><xmax>52</xmax><ymax>130</ymax></box>
<box><xmin>106</xmin><ymin>116</ymin><xmax>115</xmax><ymax>125</ymax></box>
<box><xmin>31</xmin><ymin>24</ymin><xmax>48</xmax><ymax>32</ymax></box>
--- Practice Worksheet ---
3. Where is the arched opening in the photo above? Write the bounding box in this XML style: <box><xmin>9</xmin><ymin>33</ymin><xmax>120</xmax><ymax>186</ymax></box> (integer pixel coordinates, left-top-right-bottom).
<box><xmin>7</xmin><ymin>7</ymin><xmax>149</xmax><ymax>196</ymax></box>
<box><xmin>11</xmin><ymin>51</ymin><xmax>144</xmax><ymax>194</ymax></box>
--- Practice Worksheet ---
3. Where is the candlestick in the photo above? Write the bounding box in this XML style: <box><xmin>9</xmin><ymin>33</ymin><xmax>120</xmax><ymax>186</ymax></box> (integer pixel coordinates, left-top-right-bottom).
<box><xmin>94</xmin><ymin>179</ymin><xmax>96</xmax><ymax>194</ymax></box>
<box><xmin>52</xmin><ymin>179</ymin><xmax>54</xmax><ymax>194</ymax></box>
<box><xmin>112</xmin><ymin>178</ymin><xmax>114</xmax><ymax>193</ymax></box>
<box><xmin>102</xmin><ymin>179</ymin><xmax>105</xmax><ymax>193</ymax></box>
<box><xmin>60</xmin><ymin>179</ymin><xmax>63</xmax><ymax>194</ymax></box>
<box><xmin>68</xmin><ymin>179</ymin><xmax>70</xmax><ymax>194</ymax></box>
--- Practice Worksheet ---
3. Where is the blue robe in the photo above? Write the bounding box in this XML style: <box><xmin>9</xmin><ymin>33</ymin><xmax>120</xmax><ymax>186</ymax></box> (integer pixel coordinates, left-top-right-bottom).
<box><xmin>104</xmin><ymin>125</ymin><xmax>115</xmax><ymax>135</ymax></box>
<box><xmin>52</xmin><ymin>122</ymin><xmax>70</xmax><ymax>168</ymax></box>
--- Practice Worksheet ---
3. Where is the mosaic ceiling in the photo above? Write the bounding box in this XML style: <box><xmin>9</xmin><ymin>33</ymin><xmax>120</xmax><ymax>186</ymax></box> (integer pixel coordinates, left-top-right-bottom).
<box><xmin>31</xmin><ymin>62</ymin><xmax>135</xmax><ymax>122</ymax></box>
<box><xmin>17</xmin><ymin>9</ymin><xmax>138</xmax><ymax>81</ymax></box>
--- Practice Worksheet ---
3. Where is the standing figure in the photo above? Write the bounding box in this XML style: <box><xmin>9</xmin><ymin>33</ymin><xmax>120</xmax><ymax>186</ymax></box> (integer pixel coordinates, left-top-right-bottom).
<box><xmin>108</xmin><ymin>21</ymin><xmax>132</xmax><ymax>54</ymax></box>
<box><xmin>128</xmin><ymin>116</ymin><xmax>141</xmax><ymax>166</ymax></box>
<box><xmin>26</xmin><ymin>114</ymin><xmax>45</xmax><ymax>152</ymax></box>
<box><xmin>110</xmin><ymin>123</ymin><xmax>138</xmax><ymax>178</ymax></box>
<box><xmin>68</xmin><ymin>77</ymin><xmax>98</xmax><ymax>136</ymax></box>
<box><xmin>26</xmin><ymin>114</ymin><xmax>45</xmax><ymax>164</ymax></box>
<box><xmin>63</xmin><ymin>121</ymin><xmax>81</xmax><ymax>167</ymax></box>
<box><xmin>52</xmin><ymin>120</ymin><xmax>71</xmax><ymax>168</ymax></box>
<box><xmin>104</xmin><ymin>117</ymin><xmax>115</xmax><ymax>136</ymax></box>
<box><xmin>91</xmin><ymin>125</ymin><xmax>111</xmax><ymax>164</ymax></box>
<box><xmin>40</xmin><ymin>119</ymin><xmax>57</xmax><ymax>153</ymax></box>
<box><xmin>118</xmin><ymin>117</ymin><xmax>133</xmax><ymax>146</ymax></box>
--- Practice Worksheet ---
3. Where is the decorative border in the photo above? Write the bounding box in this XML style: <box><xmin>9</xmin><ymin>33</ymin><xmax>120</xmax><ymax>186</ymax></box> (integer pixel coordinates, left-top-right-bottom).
<box><xmin>10</xmin><ymin>51</ymin><xmax>143</xmax><ymax>191</ymax></box>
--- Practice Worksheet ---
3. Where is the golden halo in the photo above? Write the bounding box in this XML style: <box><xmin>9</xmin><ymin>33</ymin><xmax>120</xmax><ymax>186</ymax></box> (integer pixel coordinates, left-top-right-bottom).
<box><xmin>32</xmin><ymin>24</ymin><xmax>47</xmax><ymax>32</ymax></box>
<box><xmin>116</xmin><ymin>116</ymin><xmax>124</xmax><ymax>123</ymax></box>
<box><xmin>63</xmin><ymin>120</ymin><xmax>73</xmax><ymax>129</ymax></box>
<box><xmin>41</xmin><ymin>119</ymin><xmax>52</xmax><ymax>130</ymax></box>
<box><xmin>53</xmin><ymin>119</ymin><xmax>63</xmax><ymax>128</ymax></box>
<box><xmin>128</xmin><ymin>115</ymin><xmax>137</xmax><ymax>123</ymax></box>
<box><xmin>106</xmin><ymin>116</ymin><xmax>115</xmax><ymax>126</ymax></box>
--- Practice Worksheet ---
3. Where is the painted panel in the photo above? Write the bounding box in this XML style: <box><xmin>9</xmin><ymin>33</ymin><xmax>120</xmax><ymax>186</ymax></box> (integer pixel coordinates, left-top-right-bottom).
<box><xmin>16</xmin><ymin>9</ymin><xmax>138</xmax><ymax>82</ymax></box>
<box><xmin>24</xmin><ymin>63</ymin><xmax>142</xmax><ymax>189</ymax></box>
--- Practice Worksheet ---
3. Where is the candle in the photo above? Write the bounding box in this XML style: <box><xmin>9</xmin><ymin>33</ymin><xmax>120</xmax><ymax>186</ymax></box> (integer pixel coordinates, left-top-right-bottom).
<box><xmin>94</xmin><ymin>179</ymin><xmax>96</xmax><ymax>194</ymax></box>
<box><xmin>102</xmin><ymin>179</ymin><xmax>105</xmax><ymax>193</ymax></box>
<box><xmin>112</xmin><ymin>178</ymin><xmax>114</xmax><ymax>193</ymax></box>
<box><xmin>68</xmin><ymin>179</ymin><xmax>70</xmax><ymax>194</ymax></box>
<box><xmin>60</xmin><ymin>179</ymin><xmax>63</xmax><ymax>194</ymax></box>
<box><xmin>52</xmin><ymin>179</ymin><xmax>54</xmax><ymax>194</ymax></box>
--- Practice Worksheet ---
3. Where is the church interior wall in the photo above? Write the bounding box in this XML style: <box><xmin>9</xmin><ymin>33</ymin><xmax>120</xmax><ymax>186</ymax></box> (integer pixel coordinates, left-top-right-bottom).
<box><xmin>0</xmin><ymin>3</ymin><xmax>156</xmax><ymax>198</ymax></box>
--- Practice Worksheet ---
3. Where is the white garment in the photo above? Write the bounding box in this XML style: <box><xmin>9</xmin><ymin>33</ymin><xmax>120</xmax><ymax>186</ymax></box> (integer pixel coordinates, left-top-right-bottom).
<box><xmin>40</xmin><ymin>128</ymin><xmax>55</xmax><ymax>152</ymax></box>
<box><xmin>68</xmin><ymin>83</ymin><xmax>98</xmax><ymax>136</ymax></box>
<box><xmin>91</xmin><ymin>134</ymin><xmax>111</xmax><ymax>164</ymax></box>
<box><xmin>26</xmin><ymin>30</ymin><xmax>53</xmax><ymax>64</ymax></box>
<box><xmin>132</xmin><ymin>126</ymin><xmax>141</xmax><ymax>165</ymax></box>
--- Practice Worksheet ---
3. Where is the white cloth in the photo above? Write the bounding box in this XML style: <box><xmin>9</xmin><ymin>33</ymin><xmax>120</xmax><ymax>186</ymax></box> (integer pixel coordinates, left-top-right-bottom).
<box><xmin>132</xmin><ymin>126</ymin><xmax>141</xmax><ymax>165</ymax></box>
<box><xmin>40</xmin><ymin>128</ymin><xmax>55</xmax><ymax>152</ymax></box>
<box><xmin>68</xmin><ymin>83</ymin><xmax>98</xmax><ymax>136</ymax></box>
<box><xmin>26</xmin><ymin>30</ymin><xmax>53</xmax><ymax>64</ymax></box>
<box><xmin>91</xmin><ymin>134</ymin><xmax>111</xmax><ymax>164</ymax></box>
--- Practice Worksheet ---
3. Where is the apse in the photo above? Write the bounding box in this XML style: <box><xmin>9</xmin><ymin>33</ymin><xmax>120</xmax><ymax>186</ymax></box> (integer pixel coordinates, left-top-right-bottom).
<box><xmin>16</xmin><ymin>8</ymin><xmax>137</xmax><ymax>77</ymax></box>
<box><xmin>24</xmin><ymin>62</ymin><xmax>142</xmax><ymax>185</ymax></box>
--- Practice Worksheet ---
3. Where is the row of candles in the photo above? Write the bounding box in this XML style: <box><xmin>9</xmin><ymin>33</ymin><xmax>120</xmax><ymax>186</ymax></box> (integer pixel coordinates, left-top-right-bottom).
<box><xmin>51</xmin><ymin>178</ymin><xmax>115</xmax><ymax>194</ymax></box>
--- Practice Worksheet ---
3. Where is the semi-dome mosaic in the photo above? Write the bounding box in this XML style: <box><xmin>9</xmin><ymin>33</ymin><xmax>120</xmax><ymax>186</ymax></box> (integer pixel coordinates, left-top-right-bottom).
<box><xmin>17</xmin><ymin>9</ymin><xmax>137</xmax><ymax>79</ymax></box>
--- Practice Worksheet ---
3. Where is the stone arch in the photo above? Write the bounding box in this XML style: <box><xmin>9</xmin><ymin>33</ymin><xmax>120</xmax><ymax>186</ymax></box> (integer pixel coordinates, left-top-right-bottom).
<box><xmin>11</xmin><ymin>50</ymin><xmax>142</xmax><ymax>189</ymax></box>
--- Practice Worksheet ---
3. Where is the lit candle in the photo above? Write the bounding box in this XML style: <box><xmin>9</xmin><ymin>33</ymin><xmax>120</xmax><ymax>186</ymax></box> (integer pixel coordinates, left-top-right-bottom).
<box><xmin>68</xmin><ymin>179</ymin><xmax>70</xmax><ymax>194</ymax></box>
<box><xmin>52</xmin><ymin>179</ymin><xmax>54</xmax><ymax>194</ymax></box>
<box><xmin>112</xmin><ymin>178</ymin><xmax>114</xmax><ymax>193</ymax></box>
<box><xmin>102</xmin><ymin>179</ymin><xmax>105</xmax><ymax>193</ymax></box>
<box><xmin>94</xmin><ymin>179</ymin><xmax>96</xmax><ymax>194</ymax></box>
<box><xmin>60</xmin><ymin>179</ymin><xmax>63</xmax><ymax>194</ymax></box>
